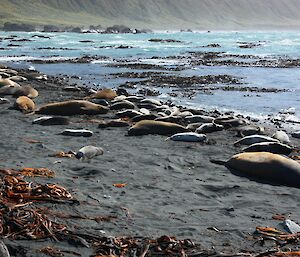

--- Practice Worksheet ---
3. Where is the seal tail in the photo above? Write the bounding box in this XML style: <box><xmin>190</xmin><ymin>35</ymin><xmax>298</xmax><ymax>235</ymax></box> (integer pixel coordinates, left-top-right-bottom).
<box><xmin>210</xmin><ymin>159</ymin><xmax>227</xmax><ymax>166</ymax></box>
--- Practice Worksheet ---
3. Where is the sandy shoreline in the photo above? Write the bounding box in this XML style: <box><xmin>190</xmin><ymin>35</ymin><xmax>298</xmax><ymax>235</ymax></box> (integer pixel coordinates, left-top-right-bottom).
<box><xmin>0</xmin><ymin>67</ymin><xmax>300</xmax><ymax>256</ymax></box>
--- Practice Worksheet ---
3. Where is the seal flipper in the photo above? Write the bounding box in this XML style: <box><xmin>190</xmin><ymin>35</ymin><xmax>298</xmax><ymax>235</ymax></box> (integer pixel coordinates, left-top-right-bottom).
<box><xmin>210</xmin><ymin>159</ymin><xmax>227</xmax><ymax>166</ymax></box>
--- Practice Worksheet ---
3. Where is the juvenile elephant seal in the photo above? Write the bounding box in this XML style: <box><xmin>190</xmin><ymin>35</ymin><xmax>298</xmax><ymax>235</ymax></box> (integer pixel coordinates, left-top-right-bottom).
<box><xmin>33</xmin><ymin>116</ymin><xmax>70</xmax><ymax>126</ymax></box>
<box><xmin>292</xmin><ymin>131</ymin><xmax>300</xmax><ymax>139</ymax></box>
<box><xmin>128</xmin><ymin>120</ymin><xmax>188</xmax><ymax>136</ymax></box>
<box><xmin>224</xmin><ymin>152</ymin><xmax>300</xmax><ymax>188</ymax></box>
<box><xmin>36</xmin><ymin>100</ymin><xmax>109</xmax><ymax>116</ymax></box>
<box><xmin>13</xmin><ymin>85</ymin><xmax>39</xmax><ymax>98</ymax></box>
<box><xmin>8</xmin><ymin>75</ymin><xmax>28</xmax><ymax>82</ymax></box>
<box><xmin>196</xmin><ymin>123</ymin><xmax>224</xmax><ymax>133</ymax></box>
<box><xmin>76</xmin><ymin>145</ymin><xmax>104</xmax><ymax>161</ymax></box>
<box><xmin>140</xmin><ymin>98</ymin><xmax>162</xmax><ymax>106</ymax></box>
<box><xmin>61</xmin><ymin>129</ymin><xmax>93</xmax><ymax>137</ymax></box>
<box><xmin>169</xmin><ymin>132</ymin><xmax>207</xmax><ymax>142</ymax></box>
<box><xmin>14</xmin><ymin>96</ymin><xmax>35</xmax><ymax>113</ymax></box>
<box><xmin>185</xmin><ymin>115</ymin><xmax>214</xmax><ymax>124</ymax></box>
<box><xmin>272</xmin><ymin>130</ymin><xmax>290</xmax><ymax>144</ymax></box>
<box><xmin>0</xmin><ymin>78</ymin><xmax>19</xmax><ymax>87</ymax></box>
<box><xmin>132</xmin><ymin>114</ymin><xmax>158</xmax><ymax>123</ymax></box>
<box><xmin>0</xmin><ymin>97</ymin><xmax>10</xmax><ymax>104</ymax></box>
<box><xmin>234</xmin><ymin>135</ymin><xmax>279</xmax><ymax>146</ymax></box>
<box><xmin>235</xmin><ymin>125</ymin><xmax>265</xmax><ymax>137</ymax></box>
<box><xmin>116</xmin><ymin>110</ymin><xmax>142</xmax><ymax>119</ymax></box>
<box><xmin>243</xmin><ymin>142</ymin><xmax>293</xmax><ymax>155</ymax></box>
<box><xmin>0</xmin><ymin>84</ymin><xmax>21</xmax><ymax>95</ymax></box>
<box><xmin>214</xmin><ymin>116</ymin><xmax>248</xmax><ymax>128</ymax></box>
<box><xmin>110</xmin><ymin>100</ymin><xmax>135</xmax><ymax>110</ymax></box>
<box><xmin>88</xmin><ymin>88</ymin><xmax>117</xmax><ymax>100</ymax></box>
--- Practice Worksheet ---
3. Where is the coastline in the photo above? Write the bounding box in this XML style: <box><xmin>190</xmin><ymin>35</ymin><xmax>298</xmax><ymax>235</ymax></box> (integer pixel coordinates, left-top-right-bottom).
<box><xmin>0</xmin><ymin>65</ymin><xmax>300</xmax><ymax>256</ymax></box>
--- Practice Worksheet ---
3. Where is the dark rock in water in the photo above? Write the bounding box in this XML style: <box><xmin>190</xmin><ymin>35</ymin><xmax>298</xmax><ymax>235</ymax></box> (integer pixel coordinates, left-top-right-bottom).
<box><xmin>3</xmin><ymin>22</ymin><xmax>35</xmax><ymax>32</ymax></box>
<box><xmin>79</xmin><ymin>40</ymin><xmax>94</xmax><ymax>43</ymax></box>
<box><xmin>148</xmin><ymin>38</ymin><xmax>183</xmax><ymax>43</ymax></box>
<box><xmin>31</xmin><ymin>35</ymin><xmax>51</xmax><ymax>39</ymax></box>
<box><xmin>103</xmin><ymin>25</ymin><xmax>141</xmax><ymax>34</ymax></box>
<box><xmin>201</xmin><ymin>43</ymin><xmax>221</xmax><ymax>48</ymax></box>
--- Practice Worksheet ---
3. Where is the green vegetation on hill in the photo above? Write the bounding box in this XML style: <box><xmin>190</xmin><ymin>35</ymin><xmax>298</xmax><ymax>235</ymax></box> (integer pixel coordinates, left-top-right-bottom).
<box><xmin>1</xmin><ymin>0</ymin><xmax>300</xmax><ymax>30</ymax></box>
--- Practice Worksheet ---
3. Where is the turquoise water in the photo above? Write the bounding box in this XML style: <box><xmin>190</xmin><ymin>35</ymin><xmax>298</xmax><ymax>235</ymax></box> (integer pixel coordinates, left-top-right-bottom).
<box><xmin>1</xmin><ymin>31</ymin><xmax>300</xmax><ymax>120</ymax></box>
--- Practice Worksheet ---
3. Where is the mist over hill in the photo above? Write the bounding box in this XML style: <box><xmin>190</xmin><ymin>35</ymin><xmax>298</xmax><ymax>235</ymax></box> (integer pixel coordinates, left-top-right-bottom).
<box><xmin>1</xmin><ymin>0</ymin><xmax>300</xmax><ymax>30</ymax></box>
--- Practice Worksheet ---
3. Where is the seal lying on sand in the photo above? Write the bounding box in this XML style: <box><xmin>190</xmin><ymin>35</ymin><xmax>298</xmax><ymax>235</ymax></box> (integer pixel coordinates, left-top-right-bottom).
<box><xmin>234</xmin><ymin>135</ymin><xmax>278</xmax><ymax>146</ymax></box>
<box><xmin>13</xmin><ymin>85</ymin><xmax>38</xmax><ymax>99</ymax></box>
<box><xmin>222</xmin><ymin>152</ymin><xmax>300</xmax><ymax>188</ymax></box>
<box><xmin>14</xmin><ymin>96</ymin><xmax>35</xmax><ymax>113</ymax></box>
<box><xmin>33</xmin><ymin>116</ymin><xmax>70</xmax><ymax>126</ymax></box>
<box><xmin>169</xmin><ymin>132</ymin><xmax>207</xmax><ymax>142</ymax></box>
<box><xmin>128</xmin><ymin>120</ymin><xmax>188</xmax><ymax>136</ymax></box>
<box><xmin>242</xmin><ymin>142</ymin><xmax>293</xmax><ymax>155</ymax></box>
<box><xmin>272</xmin><ymin>130</ymin><xmax>290</xmax><ymax>144</ymax></box>
<box><xmin>36</xmin><ymin>100</ymin><xmax>109</xmax><ymax>116</ymax></box>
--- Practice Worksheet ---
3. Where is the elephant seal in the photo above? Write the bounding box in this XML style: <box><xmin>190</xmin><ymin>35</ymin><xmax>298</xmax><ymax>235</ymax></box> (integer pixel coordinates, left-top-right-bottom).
<box><xmin>224</xmin><ymin>152</ymin><xmax>300</xmax><ymax>188</ymax></box>
<box><xmin>234</xmin><ymin>135</ymin><xmax>279</xmax><ymax>146</ymax></box>
<box><xmin>186</xmin><ymin>123</ymin><xmax>202</xmax><ymax>131</ymax></box>
<box><xmin>128</xmin><ymin>120</ymin><xmax>188</xmax><ymax>136</ymax></box>
<box><xmin>155</xmin><ymin>116</ymin><xmax>184</xmax><ymax>124</ymax></box>
<box><xmin>140</xmin><ymin>98</ymin><xmax>162</xmax><ymax>106</ymax></box>
<box><xmin>90</xmin><ymin>99</ymin><xmax>109</xmax><ymax>106</ymax></box>
<box><xmin>0</xmin><ymin>97</ymin><xmax>10</xmax><ymax>104</ymax></box>
<box><xmin>61</xmin><ymin>129</ymin><xmax>93</xmax><ymax>137</ymax></box>
<box><xmin>116</xmin><ymin>109</ymin><xmax>142</xmax><ymax>119</ymax></box>
<box><xmin>8</xmin><ymin>75</ymin><xmax>28</xmax><ymax>82</ymax></box>
<box><xmin>292</xmin><ymin>131</ymin><xmax>300</xmax><ymax>139</ymax></box>
<box><xmin>169</xmin><ymin>132</ymin><xmax>207</xmax><ymax>142</ymax></box>
<box><xmin>36</xmin><ymin>100</ymin><xmax>109</xmax><ymax>116</ymax></box>
<box><xmin>196</xmin><ymin>123</ymin><xmax>224</xmax><ymax>133</ymax></box>
<box><xmin>214</xmin><ymin>116</ymin><xmax>248</xmax><ymax>128</ymax></box>
<box><xmin>132</xmin><ymin>114</ymin><xmax>158</xmax><ymax>123</ymax></box>
<box><xmin>14</xmin><ymin>96</ymin><xmax>35</xmax><ymax>113</ymax></box>
<box><xmin>0</xmin><ymin>78</ymin><xmax>19</xmax><ymax>87</ymax></box>
<box><xmin>243</xmin><ymin>142</ymin><xmax>293</xmax><ymax>155</ymax></box>
<box><xmin>272</xmin><ymin>130</ymin><xmax>290</xmax><ymax>144</ymax></box>
<box><xmin>0</xmin><ymin>84</ymin><xmax>21</xmax><ymax>95</ymax></box>
<box><xmin>185</xmin><ymin>115</ymin><xmax>214</xmax><ymax>124</ymax></box>
<box><xmin>110</xmin><ymin>100</ymin><xmax>135</xmax><ymax>110</ymax></box>
<box><xmin>13</xmin><ymin>85</ymin><xmax>39</xmax><ymax>98</ymax></box>
<box><xmin>235</xmin><ymin>125</ymin><xmax>265</xmax><ymax>137</ymax></box>
<box><xmin>33</xmin><ymin>116</ymin><xmax>70</xmax><ymax>126</ymax></box>
<box><xmin>76</xmin><ymin>146</ymin><xmax>104</xmax><ymax>161</ymax></box>
<box><xmin>88</xmin><ymin>88</ymin><xmax>117</xmax><ymax>100</ymax></box>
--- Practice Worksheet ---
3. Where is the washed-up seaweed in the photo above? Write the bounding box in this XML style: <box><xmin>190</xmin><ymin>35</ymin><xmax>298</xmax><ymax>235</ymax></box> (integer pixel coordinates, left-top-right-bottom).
<box><xmin>0</xmin><ymin>205</ymin><xmax>67</xmax><ymax>240</ymax></box>
<box><xmin>2</xmin><ymin>175</ymin><xmax>74</xmax><ymax>203</ymax></box>
<box><xmin>0</xmin><ymin>168</ymin><xmax>55</xmax><ymax>178</ymax></box>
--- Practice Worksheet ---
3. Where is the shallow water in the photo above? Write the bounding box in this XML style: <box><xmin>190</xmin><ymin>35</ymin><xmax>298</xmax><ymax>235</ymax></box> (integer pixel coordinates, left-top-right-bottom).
<box><xmin>1</xmin><ymin>31</ymin><xmax>300</xmax><ymax>119</ymax></box>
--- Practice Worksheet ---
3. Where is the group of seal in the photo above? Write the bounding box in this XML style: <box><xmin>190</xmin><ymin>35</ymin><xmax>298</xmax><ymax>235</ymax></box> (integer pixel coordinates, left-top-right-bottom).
<box><xmin>2</xmin><ymin>67</ymin><xmax>300</xmax><ymax>190</ymax></box>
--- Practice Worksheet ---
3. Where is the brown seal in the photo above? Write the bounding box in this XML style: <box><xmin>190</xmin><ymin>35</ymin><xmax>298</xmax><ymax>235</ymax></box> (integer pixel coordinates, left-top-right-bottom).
<box><xmin>128</xmin><ymin>120</ymin><xmax>188</xmax><ymax>136</ymax></box>
<box><xmin>36</xmin><ymin>100</ymin><xmax>109</xmax><ymax>116</ymax></box>
<box><xmin>14</xmin><ymin>96</ymin><xmax>35</xmax><ymax>113</ymax></box>
<box><xmin>88</xmin><ymin>88</ymin><xmax>117</xmax><ymax>100</ymax></box>
<box><xmin>225</xmin><ymin>152</ymin><xmax>300</xmax><ymax>188</ymax></box>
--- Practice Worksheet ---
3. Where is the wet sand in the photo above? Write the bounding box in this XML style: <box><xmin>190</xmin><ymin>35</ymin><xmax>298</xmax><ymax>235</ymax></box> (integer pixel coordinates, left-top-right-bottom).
<box><xmin>0</xmin><ymin>68</ymin><xmax>300</xmax><ymax>256</ymax></box>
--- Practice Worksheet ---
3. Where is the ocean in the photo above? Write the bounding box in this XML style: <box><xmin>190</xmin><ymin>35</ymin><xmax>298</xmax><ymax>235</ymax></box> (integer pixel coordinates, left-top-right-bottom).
<box><xmin>1</xmin><ymin>31</ymin><xmax>300</xmax><ymax>123</ymax></box>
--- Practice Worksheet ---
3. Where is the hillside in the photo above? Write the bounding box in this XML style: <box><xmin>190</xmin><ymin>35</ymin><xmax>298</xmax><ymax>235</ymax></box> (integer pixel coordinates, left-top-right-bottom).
<box><xmin>1</xmin><ymin>0</ymin><xmax>300</xmax><ymax>30</ymax></box>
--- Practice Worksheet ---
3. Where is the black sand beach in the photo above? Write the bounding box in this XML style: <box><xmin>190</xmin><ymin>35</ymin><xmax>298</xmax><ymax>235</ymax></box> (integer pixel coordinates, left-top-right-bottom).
<box><xmin>0</xmin><ymin>67</ymin><xmax>300</xmax><ymax>256</ymax></box>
